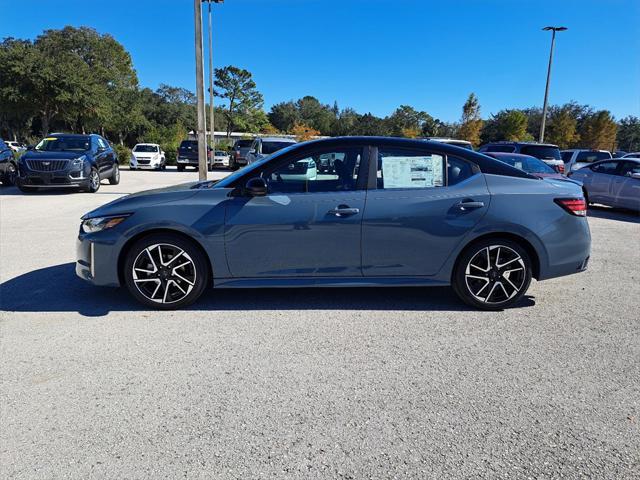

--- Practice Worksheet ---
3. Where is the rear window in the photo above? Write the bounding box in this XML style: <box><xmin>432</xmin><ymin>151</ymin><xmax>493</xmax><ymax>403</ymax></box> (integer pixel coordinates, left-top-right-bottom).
<box><xmin>483</xmin><ymin>145</ymin><xmax>516</xmax><ymax>153</ymax></box>
<box><xmin>520</xmin><ymin>145</ymin><xmax>561</xmax><ymax>160</ymax></box>
<box><xmin>263</xmin><ymin>141</ymin><xmax>295</xmax><ymax>155</ymax></box>
<box><xmin>234</xmin><ymin>140</ymin><xmax>253</xmax><ymax>148</ymax></box>
<box><xmin>179</xmin><ymin>141</ymin><xmax>198</xmax><ymax>149</ymax></box>
<box><xmin>576</xmin><ymin>151</ymin><xmax>612</xmax><ymax>163</ymax></box>
<box><xmin>561</xmin><ymin>151</ymin><xmax>573</xmax><ymax>162</ymax></box>
<box><xmin>496</xmin><ymin>155</ymin><xmax>555</xmax><ymax>174</ymax></box>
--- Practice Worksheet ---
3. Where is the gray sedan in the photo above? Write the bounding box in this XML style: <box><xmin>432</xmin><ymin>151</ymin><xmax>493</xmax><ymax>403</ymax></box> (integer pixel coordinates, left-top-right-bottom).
<box><xmin>569</xmin><ymin>159</ymin><xmax>640</xmax><ymax>211</ymax></box>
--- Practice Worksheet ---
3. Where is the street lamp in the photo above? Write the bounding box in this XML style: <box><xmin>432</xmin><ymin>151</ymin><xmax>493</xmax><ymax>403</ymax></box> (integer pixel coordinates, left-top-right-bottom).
<box><xmin>194</xmin><ymin>0</ymin><xmax>224</xmax><ymax>181</ymax></box>
<box><xmin>539</xmin><ymin>26</ymin><xmax>567</xmax><ymax>143</ymax></box>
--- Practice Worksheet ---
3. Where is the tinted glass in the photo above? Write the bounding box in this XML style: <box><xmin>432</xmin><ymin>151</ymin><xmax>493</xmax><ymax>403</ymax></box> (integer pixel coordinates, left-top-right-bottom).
<box><xmin>576</xmin><ymin>151</ymin><xmax>612</xmax><ymax>163</ymax></box>
<box><xmin>377</xmin><ymin>148</ymin><xmax>445</xmax><ymax>189</ymax></box>
<box><xmin>134</xmin><ymin>145</ymin><xmax>159</xmax><ymax>153</ymax></box>
<box><xmin>561</xmin><ymin>151</ymin><xmax>573</xmax><ymax>162</ymax></box>
<box><xmin>447</xmin><ymin>156</ymin><xmax>476</xmax><ymax>185</ymax></box>
<box><xmin>519</xmin><ymin>145</ymin><xmax>561</xmax><ymax>160</ymax></box>
<box><xmin>262</xmin><ymin>141</ymin><xmax>295</xmax><ymax>155</ymax></box>
<box><xmin>620</xmin><ymin>162</ymin><xmax>640</xmax><ymax>176</ymax></box>
<box><xmin>624</xmin><ymin>153</ymin><xmax>640</xmax><ymax>159</ymax></box>
<box><xmin>483</xmin><ymin>145</ymin><xmax>516</xmax><ymax>153</ymax></box>
<box><xmin>35</xmin><ymin>136</ymin><xmax>91</xmax><ymax>152</ymax></box>
<box><xmin>494</xmin><ymin>155</ymin><xmax>555</xmax><ymax>174</ymax></box>
<box><xmin>262</xmin><ymin>147</ymin><xmax>362</xmax><ymax>193</ymax></box>
<box><xmin>591</xmin><ymin>161</ymin><xmax>619</xmax><ymax>174</ymax></box>
<box><xmin>179</xmin><ymin>141</ymin><xmax>198</xmax><ymax>150</ymax></box>
<box><xmin>234</xmin><ymin>140</ymin><xmax>253</xmax><ymax>148</ymax></box>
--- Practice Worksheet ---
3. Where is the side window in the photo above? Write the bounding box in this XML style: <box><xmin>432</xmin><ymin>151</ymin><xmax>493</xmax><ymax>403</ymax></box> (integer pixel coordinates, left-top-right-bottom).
<box><xmin>261</xmin><ymin>147</ymin><xmax>362</xmax><ymax>194</ymax></box>
<box><xmin>592</xmin><ymin>161</ymin><xmax>618</xmax><ymax>175</ymax></box>
<box><xmin>447</xmin><ymin>156</ymin><xmax>475</xmax><ymax>186</ymax></box>
<box><xmin>377</xmin><ymin>148</ymin><xmax>444</xmax><ymax>189</ymax></box>
<box><xmin>619</xmin><ymin>162</ymin><xmax>640</xmax><ymax>177</ymax></box>
<box><xmin>97</xmin><ymin>138</ymin><xmax>109</xmax><ymax>150</ymax></box>
<box><xmin>561</xmin><ymin>151</ymin><xmax>573</xmax><ymax>162</ymax></box>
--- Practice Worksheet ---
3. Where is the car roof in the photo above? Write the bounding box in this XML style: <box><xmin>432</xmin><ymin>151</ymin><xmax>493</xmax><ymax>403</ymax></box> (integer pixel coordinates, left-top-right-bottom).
<box><xmin>562</xmin><ymin>148</ymin><xmax>610</xmax><ymax>152</ymax></box>
<box><xmin>134</xmin><ymin>143</ymin><xmax>159</xmax><ymax>146</ymax></box>
<box><xmin>483</xmin><ymin>141</ymin><xmax>559</xmax><ymax>147</ymax></box>
<box><xmin>483</xmin><ymin>151</ymin><xmax>538</xmax><ymax>159</ymax></box>
<box><xmin>260</xmin><ymin>137</ymin><xmax>297</xmax><ymax>143</ymax></box>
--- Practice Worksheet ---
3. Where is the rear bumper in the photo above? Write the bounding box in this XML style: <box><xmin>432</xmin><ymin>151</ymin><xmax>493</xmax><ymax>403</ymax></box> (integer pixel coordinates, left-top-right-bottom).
<box><xmin>537</xmin><ymin>217</ymin><xmax>591</xmax><ymax>281</ymax></box>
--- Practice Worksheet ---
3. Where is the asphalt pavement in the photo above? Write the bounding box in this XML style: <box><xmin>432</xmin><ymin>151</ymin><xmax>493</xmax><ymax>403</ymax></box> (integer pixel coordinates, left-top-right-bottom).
<box><xmin>1</xmin><ymin>168</ymin><xmax>639</xmax><ymax>479</ymax></box>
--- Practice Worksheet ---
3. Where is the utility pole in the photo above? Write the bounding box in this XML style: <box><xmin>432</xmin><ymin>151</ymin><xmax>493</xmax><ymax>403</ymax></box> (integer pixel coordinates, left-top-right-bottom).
<box><xmin>194</xmin><ymin>0</ymin><xmax>207</xmax><ymax>180</ymax></box>
<box><xmin>539</xmin><ymin>26</ymin><xmax>567</xmax><ymax>143</ymax></box>
<box><xmin>207</xmin><ymin>0</ymin><xmax>216</xmax><ymax>152</ymax></box>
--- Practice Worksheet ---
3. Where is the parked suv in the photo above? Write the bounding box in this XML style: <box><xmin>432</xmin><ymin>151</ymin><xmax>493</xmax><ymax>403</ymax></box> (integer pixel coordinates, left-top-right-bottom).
<box><xmin>561</xmin><ymin>149</ymin><xmax>613</xmax><ymax>173</ymax></box>
<box><xmin>231</xmin><ymin>139</ymin><xmax>254</xmax><ymax>170</ymax></box>
<box><xmin>479</xmin><ymin>141</ymin><xmax>564</xmax><ymax>173</ymax></box>
<box><xmin>17</xmin><ymin>134</ymin><xmax>119</xmax><ymax>193</ymax></box>
<box><xmin>0</xmin><ymin>138</ymin><xmax>17</xmax><ymax>186</ymax></box>
<box><xmin>246</xmin><ymin>137</ymin><xmax>297</xmax><ymax>164</ymax></box>
<box><xmin>176</xmin><ymin>140</ymin><xmax>212</xmax><ymax>171</ymax></box>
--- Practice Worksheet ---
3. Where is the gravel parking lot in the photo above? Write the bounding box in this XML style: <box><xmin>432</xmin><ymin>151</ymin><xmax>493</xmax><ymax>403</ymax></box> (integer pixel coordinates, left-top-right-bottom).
<box><xmin>1</xmin><ymin>169</ymin><xmax>639</xmax><ymax>479</ymax></box>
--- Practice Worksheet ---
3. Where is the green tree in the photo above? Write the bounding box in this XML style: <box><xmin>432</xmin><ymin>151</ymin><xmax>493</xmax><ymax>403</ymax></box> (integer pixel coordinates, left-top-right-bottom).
<box><xmin>579</xmin><ymin>110</ymin><xmax>618</xmax><ymax>150</ymax></box>
<box><xmin>457</xmin><ymin>93</ymin><xmax>483</xmax><ymax>147</ymax></box>
<box><xmin>214</xmin><ymin>66</ymin><xmax>264</xmax><ymax>137</ymax></box>
<box><xmin>387</xmin><ymin>105</ymin><xmax>432</xmax><ymax>137</ymax></box>
<box><xmin>296</xmin><ymin>96</ymin><xmax>335</xmax><ymax>134</ymax></box>
<box><xmin>545</xmin><ymin>106</ymin><xmax>579</xmax><ymax>149</ymax></box>
<box><xmin>616</xmin><ymin>116</ymin><xmax>640</xmax><ymax>152</ymax></box>
<box><xmin>483</xmin><ymin>110</ymin><xmax>529</xmax><ymax>142</ymax></box>
<box><xmin>268</xmin><ymin>101</ymin><xmax>300</xmax><ymax>132</ymax></box>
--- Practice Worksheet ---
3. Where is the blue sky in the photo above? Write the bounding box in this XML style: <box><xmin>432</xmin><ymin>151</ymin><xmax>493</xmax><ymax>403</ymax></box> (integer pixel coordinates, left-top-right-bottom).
<box><xmin>2</xmin><ymin>0</ymin><xmax>639</xmax><ymax>122</ymax></box>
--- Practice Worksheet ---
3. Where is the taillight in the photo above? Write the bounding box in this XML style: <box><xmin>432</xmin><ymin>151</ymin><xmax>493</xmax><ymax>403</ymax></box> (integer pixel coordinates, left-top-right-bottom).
<box><xmin>557</xmin><ymin>164</ymin><xmax>565</xmax><ymax>174</ymax></box>
<box><xmin>555</xmin><ymin>198</ymin><xmax>587</xmax><ymax>216</ymax></box>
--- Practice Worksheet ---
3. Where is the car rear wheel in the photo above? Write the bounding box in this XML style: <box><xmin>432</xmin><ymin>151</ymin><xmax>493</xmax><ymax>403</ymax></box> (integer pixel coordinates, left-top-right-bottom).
<box><xmin>109</xmin><ymin>163</ymin><xmax>120</xmax><ymax>185</ymax></box>
<box><xmin>123</xmin><ymin>233</ymin><xmax>209</xmax><ymax>309</ymax></box>
<box><xmin>452</xmin><ymin>239</ymin><xmax>532</xmax><ymax>311</ymax></box>
<box><xmin>177</xmin><ymin>165</ymin><xmax>185</xmax><ymax>172</ymax></box>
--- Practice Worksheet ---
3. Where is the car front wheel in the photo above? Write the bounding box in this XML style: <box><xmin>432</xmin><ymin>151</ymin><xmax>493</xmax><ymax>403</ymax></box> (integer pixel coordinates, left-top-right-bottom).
<box><xmin>123</xmin><ymin>233</ymin><xmax>209</xmax><ymax>309</ymax></box>
<box><xmin>109</xmin><ymin>163</ymin><xmax>120</xmax><ymax>185</ymax></box>
<box><xmin>452</xmin><ymin>239</ymin><xmax>532</xmax><ymax>310</ymax></box>
<box><xmin>1</xmin><ymin>162</ymin><xmax>17</xmax><ymax>186</ymax></box>
<box><xmin>83</xmin><ymin>167</ymin><xmax>101</xmax><ymax>193</ymax></box>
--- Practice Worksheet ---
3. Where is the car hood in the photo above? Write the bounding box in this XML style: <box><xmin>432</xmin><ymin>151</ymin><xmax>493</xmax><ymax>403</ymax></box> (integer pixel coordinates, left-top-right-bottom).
<box><xmin>82</xmin><ymin>182</ymin><xmax>202</xmax><ymax>219</ymax></box>
<box><xmin>22</xmin><ymin>151</ymin><xmax>87</xmax><ymax>160</ymax></box>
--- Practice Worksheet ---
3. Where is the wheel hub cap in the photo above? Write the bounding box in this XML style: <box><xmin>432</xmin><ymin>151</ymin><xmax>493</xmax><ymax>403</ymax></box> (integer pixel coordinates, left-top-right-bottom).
<box><xmin>465</xmin><ymin>245</ymin><xmax>526</xmax><ymax>305</ymax></box>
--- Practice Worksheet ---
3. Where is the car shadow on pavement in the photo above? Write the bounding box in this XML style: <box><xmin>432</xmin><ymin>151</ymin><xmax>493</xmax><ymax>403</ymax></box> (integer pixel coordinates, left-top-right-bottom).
<box><xmin>588</xmin><ymin>205</ymin><xmax>640</xmax><ymax>224</ymax></box>
<box><xmin>0</xmin><ymin>263</ymin><xmax>536</xmax><ymax>317</ymax></box>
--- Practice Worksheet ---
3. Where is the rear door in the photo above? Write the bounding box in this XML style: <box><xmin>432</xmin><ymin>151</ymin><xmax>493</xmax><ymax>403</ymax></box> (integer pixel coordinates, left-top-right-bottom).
<box><xmin>361</xmin><ymin>144</ymin><xmax>490</xmax><ymax>277</ymax></box>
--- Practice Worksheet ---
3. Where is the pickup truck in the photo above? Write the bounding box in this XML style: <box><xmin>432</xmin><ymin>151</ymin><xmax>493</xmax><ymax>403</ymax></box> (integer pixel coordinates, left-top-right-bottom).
<box><xmin>176</xmin><ymin>140</ymin><xmax>212</xmax><ymax>171</ymax></box>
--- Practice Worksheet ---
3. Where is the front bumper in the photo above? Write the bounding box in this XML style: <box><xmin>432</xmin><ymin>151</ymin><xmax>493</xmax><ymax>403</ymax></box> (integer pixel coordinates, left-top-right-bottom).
<box><xmin>18</xmin><ymin>167</ymin><xmax>90</xmax><ymax>187</ymax></box>
<box><xmin>76</xmin><ymin>234</ymin><xmax>121</xmax><ymax>287</ymax></box>
<box><xmin>130</xmin><ymin>157</ymin><xmax>161</xmax><ymax>169</ymax></box>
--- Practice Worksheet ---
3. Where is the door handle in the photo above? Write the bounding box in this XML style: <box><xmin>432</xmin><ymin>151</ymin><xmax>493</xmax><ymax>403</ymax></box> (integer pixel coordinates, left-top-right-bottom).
<box><xmin>328</xmin><ymin>205</ymin><xmax>360</xmax><ymax>217</ymax></box>
<box><xmin>455</xmin><ymin>200</ymin><xmax>485</xmax><ymax>211</ymax></box>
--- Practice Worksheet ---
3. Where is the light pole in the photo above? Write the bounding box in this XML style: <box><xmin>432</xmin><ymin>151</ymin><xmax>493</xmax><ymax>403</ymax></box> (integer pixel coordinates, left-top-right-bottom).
<box><xmin>206</xmin><ymin>1</ymin><xmax>223</xmax><ymax>152</ymax></box>
<box><xmin>539</xmin><ymin>26</ymin><xmax>567</xmax><ymax>143</ymax></box>
<box><xmin>193</xmin><ymin>0</ymin><xmax>208</xmax><ymax>180</ymax></box>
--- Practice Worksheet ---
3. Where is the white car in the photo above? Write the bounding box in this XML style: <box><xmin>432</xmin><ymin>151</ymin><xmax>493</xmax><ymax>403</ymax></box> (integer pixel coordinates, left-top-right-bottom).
<box><xmin>246</xmin><ymin>137</ymin><xmax>297</xmax><ymax>164</ymax></box>
<box><xmin>424</xmin><ymin>138</ymin><xmax>474</xmax><ymax>150</ymax></box>
<box><xmin>5</xmin><ymin>141</ymin><xmax>26</xmax><ymax>152</ymax></box>
<box><xmin>561</xmin><ymin>149</ymin><xmax>612</xmax><ymax>172</ymax></box>
<box><xmin>130</xmin><ymin>143</ymin><xmax>166</xmax><ymax>170</ymax></box>
<box><xmin>211</xmin><ymin>150</ymin><xmax>231</xmax><ymax>168</ymax></box>
<box><xmin>622</xmin><ymin>152</ymin><xmax>640</xmax><ymax>159</ymax></box>
<box><xmin>274</xmin><ymin>158</ymin><xmax>318</xmax><ymax>182</ymax></box>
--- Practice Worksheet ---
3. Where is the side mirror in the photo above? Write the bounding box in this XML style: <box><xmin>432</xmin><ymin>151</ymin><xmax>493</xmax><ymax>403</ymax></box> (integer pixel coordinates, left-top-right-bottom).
<box><xmin>244</xmin><ymin>177</ymin><xmax>268</xmax><ymax>197</ymax></box>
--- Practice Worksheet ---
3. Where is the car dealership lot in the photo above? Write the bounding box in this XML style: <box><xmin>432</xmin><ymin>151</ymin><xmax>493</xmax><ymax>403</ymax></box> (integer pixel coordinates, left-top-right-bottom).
<box><xmin>1</xmin><ymin>170</ymin><xmax>639</xmax><ymax>478</ymax></box>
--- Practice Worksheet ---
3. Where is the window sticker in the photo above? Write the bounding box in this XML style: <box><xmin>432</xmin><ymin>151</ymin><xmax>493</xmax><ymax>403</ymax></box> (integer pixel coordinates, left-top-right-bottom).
<box><xmin>382</xmin><ymin>155</ymin><xmax>443</xmax><ymax>189</ymax></box>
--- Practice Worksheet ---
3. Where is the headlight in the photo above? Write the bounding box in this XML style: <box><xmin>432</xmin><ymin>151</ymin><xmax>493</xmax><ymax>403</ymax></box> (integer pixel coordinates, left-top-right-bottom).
<box><xmin>71</xmin><ymin>155</ymin><xmax>86</xmax><ymax>168</ymax></box>
<box><xmin>81</xmin><ymin>214</ymin><xmax>130</xmax><ymax>234</ymax></box>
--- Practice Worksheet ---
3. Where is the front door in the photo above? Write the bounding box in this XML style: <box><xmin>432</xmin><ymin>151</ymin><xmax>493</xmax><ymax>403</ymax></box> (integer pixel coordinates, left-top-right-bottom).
<box><xmin>224</xmin><ymin>146</ymin><xmax>367</xmax><ymax>278</ymax></box>
<box><xmin>588</xmin><ymin>161</ymin><xmax>618</xmax><ymax>203</ymax></box>
<box><xmin>362</xmin><ymin>145</ymin><xmax>490</xmax><ymax>277</ymax></box>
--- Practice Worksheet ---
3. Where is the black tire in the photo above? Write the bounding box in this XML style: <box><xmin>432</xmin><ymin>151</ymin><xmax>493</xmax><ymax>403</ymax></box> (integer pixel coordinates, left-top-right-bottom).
<box><xmin>109</xmin><ymin>163</ymin><xmax>120</xmax><ymax>185</ymax></box>
<box><xmin>452</xmin><ymin>238</ymin><xmax>532</xmax><ymax>311</ymax></box>
<box><xmin>583</xmin><ymin>188</ymin><xmax>591</xmax><ymax>206</ymax></box>
<box><xmin>83</xmin><ymin>167</ymin><xmax>101</xmax><ymax>193</ymax></box>
<box><xmin>177</xmin><ymin>164</ymin><xmax>185</xmax><ymax>172</ymax></box>
<box><xmin>229</xmin><ymin>157</ymin><xmax>236</xmax><ymax>171</ymax></box>
<box><xmin>123</xmin><ymin>233</ymin><xmax>209</xmax><ymax>310</ymax></box>
<box><xmin>1</xmin><ymin>162</ymin><xmax>17</xmax><ymax>186</ymax></box>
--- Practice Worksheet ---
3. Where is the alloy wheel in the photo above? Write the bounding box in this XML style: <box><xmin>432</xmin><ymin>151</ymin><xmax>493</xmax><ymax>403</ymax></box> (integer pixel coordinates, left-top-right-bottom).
<box><xmin>90</xmin><ymin>170</ymin><xmax>100</xmax><ymax>189</ymax></box>
<box><xmin>132</xmin><ymin>243</ymin><xmax>197</xmax><ymax>304</ymax></box>
<box><xmin>464</xmin><ymin>245</ymin><xmax>526</xmax><ymax>305</ymax></box>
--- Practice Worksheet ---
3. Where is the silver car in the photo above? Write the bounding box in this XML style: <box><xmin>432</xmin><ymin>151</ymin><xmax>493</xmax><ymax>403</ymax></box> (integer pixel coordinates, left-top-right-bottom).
<box><xmin>246</xmin><ymin>137</ymin><xmax>297</xmax><ymax>165</ymax></box>
<box><xmin>569</xmin><ymin>159</ymin><xmax>640</xmax><ymax>211</ymax></box>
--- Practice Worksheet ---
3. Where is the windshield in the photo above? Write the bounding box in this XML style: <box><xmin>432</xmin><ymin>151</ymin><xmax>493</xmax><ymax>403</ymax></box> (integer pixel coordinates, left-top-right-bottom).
<box><xmin>179</xmin><ymin>141</ymin><xmax>198</xmax><ymax>150</ymax></box>
<box><xmin>215</xmin><ymin>151</ymin><xmax>226</xmax><ymax>156</ymax></box>
<box><xmin>495</xmin><ymin>155</ymin><xmax>555</xmax><ymax>174</ymax></box>
<box><xmin>134</xmin><ymin>145</ymin><xmax>158</xmax><ymax>153</ymax></box>
<box><xmin>263</xmin><ymin>141</ymin><xmax>295</xmax><ymax>155</ymax></box>
<box><xmin>215</xmin><ymin>143</ymin><xmax>301</xmax><ymax>188</ymax></box>
<box><xmin>35</xmin><ymin>136</ymin><xmax>91</xmax><ymax>152</ymax></box>
<box><xmin>520</xmin><ymin>145</ymin><xmax>561</xmax><ymax>160</ymax></box>
<box><xmin>234</xmin><ymin>140</ymin><xmax>253</xmax><ymax>149</ymax></box>
<box><xmin>576</xmin><ymin>151</ymin><xmax>611</xmax><ymax>163</ymax></box>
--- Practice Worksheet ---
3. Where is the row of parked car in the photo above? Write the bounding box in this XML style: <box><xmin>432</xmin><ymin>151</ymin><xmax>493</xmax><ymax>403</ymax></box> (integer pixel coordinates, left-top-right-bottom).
<box><xmin>1</xmin><ymin>134</ymin><xmax>638</xmax><ymax>211</ymax></box>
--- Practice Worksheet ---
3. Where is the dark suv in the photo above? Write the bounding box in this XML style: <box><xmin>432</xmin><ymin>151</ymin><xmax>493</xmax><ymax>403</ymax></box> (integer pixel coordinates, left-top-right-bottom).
<box><xmin>17</xmin><ymin>134</ymin><xmax>119</xmax><ymax>193</ymax></box>
<box><xmin>479</xmin><ymin>141</ymin><xmax>564</xmax><ymax>173</ymax></box>
<box><xmin>176</xmin><ymin>140</ymin><xmax>212</xmax><ymax>171</ymax></box>
<box><xmin>0</xmin><ymin>138</ymin><xmax>17</xmax><ymax>186</ymax></box>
